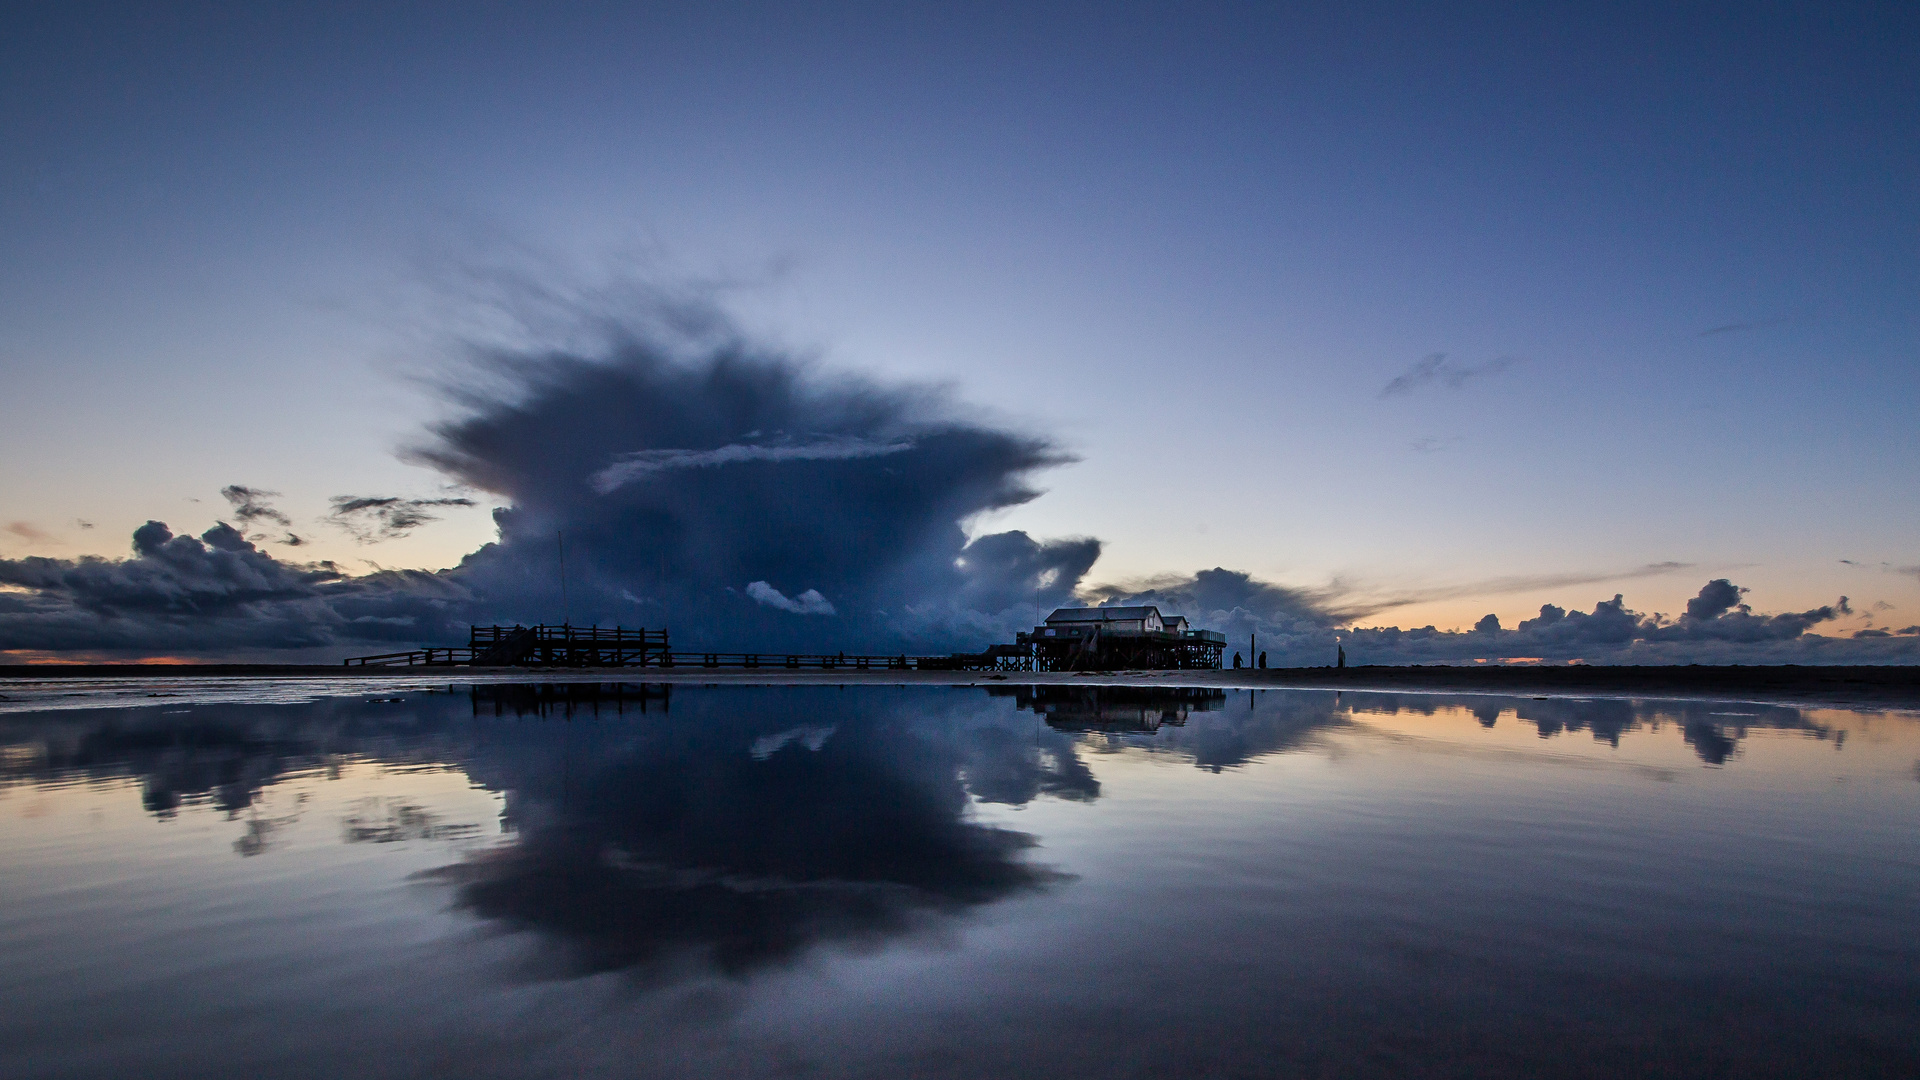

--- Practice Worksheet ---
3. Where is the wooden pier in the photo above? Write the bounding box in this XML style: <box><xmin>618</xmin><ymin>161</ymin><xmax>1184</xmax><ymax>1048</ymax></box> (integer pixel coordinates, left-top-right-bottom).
<box><xmin>344</xmin><ymin>610</ymin><xmax>1228</xmax><ymax>674</ymax></box>
<box><xmin>343</xmin><ymin>624</ymin><xmax>1007</xmax><ymax>671</ymax></box>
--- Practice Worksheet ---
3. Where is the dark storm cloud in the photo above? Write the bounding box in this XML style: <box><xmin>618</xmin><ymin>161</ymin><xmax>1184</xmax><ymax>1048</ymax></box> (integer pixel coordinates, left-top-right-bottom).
<box><xmin>326</xmin><ymin>495</ymin><xmax>478</xmax><ymax>542</ymax></box>
<box><xmin>1378</xmin><ymin>353</ymin><xmax>1516</xmax><ymax>397</ymax></box>
<box><xmin>0</xmin><ymin>299</ymin><xmax>1097</xmax><ymax>655</ymax></box>
<box><xmin>402</xmin><ymin>310</ymin><xmax>1097</xmax><ymax>652</ymax></box>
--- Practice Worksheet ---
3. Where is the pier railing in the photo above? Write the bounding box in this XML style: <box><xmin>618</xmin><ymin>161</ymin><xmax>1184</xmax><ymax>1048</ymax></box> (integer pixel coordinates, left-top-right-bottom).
<box><xmin>345</xmin><ymin>650</ymin><xmax>1002</xmax><ymax>671</ymax></box>
<box><xmin>344</xmin><ymin>626</ymin><xmax>1011</xmax><ymax>671</ymax></box>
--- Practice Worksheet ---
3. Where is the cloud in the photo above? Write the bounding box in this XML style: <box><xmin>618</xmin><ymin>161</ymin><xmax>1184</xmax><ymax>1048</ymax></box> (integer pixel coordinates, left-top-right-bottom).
<box><xmin>326</xmin><ymin>495</ymin><xmax>478</xmax><ymax>542</ymax></box>
<box><xmin>1379</xmin><ymin>353</ymin><xmax>1517</xmax><ymax>397</ymax></box>
<box><xmin>398</xmin><ymin>297</ymin><xmax>1095</xmax><ymax>653</ymax></box>
<box><xmin>0</xmin><ymin>273</ymin><xmax>1902</xmax><ymax>666</ymax></box>
<box><xmin>592</xmin><ymin>435</ymin><xmax>914</xmax><ymax>494</ymax></box>
<box><xmin>435</xmin><ymin>687</ymin><xmax>1069</xmax><ymax>978</ymax></box>
<box><xmin>0</xmin><ymin>520</ymin><xmax>470</xmax><ymax>654</ymax></box>
<box><xmin>1338</xmin><ymin>562</ymin><xmax>1694</xmax><ymax>618</ymax></box>
<box><xmin>5</xmin><ymin>522</ymin><xmax>55</xmax><ymax>544</ymax></box>
<box><xmin>0</xmin><ymin>290</ymin><xmax>1097</xmax><ymax>656</ymax></box>
<box><xmin>220</xmin><ymin>485</ymin><xmax>291</xmax><ymax>529</ymax></box>
<box><xmin>1087</xmin><ymin>569</ymin><xmax>1881</xmax><ymax>667</ymax></box>
<box><xmin>1699</xmin><ymin>318</ymin><xmax>1788</xmax><ymax>336</ymax></box>
<box><xmin>745</xmin><ymin>581</ymin><xmax>836</xmax><ymax>615</ymax></box>
<box><xmin>1640</xmin><ymin>579</ymin><xmax>1849</xmax><ymax>643</ymax></box>
<box><xmin>0</xmin><ymin>686</ymin><xmax>1083</xmax><ymax>979</ymax></box>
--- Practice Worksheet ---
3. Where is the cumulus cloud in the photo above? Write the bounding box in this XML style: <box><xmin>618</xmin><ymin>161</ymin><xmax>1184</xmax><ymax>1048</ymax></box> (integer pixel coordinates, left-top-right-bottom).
<box><xmin>1084</xmin><ymin>570</ymin><xmax>1882</xmax><ymax>667</ymax></box>
<box><xmin>0</xmin><ymin>520</ymin><xmax>469</xmax><ymax>654</ymax></box>
<box><xmin>745</xmin><ymin>581</ymin><xmax>836</xmax><ymax>615</ymax></box>
<box><xmin>327</xmin><ymin>495</ymin><xmax>478</xmax><ymax>542</ymax></box>
<box><xmin>1379</xmin><ymin>353</ymin><xmax>1516</xmax><ymax>397</ymax></box>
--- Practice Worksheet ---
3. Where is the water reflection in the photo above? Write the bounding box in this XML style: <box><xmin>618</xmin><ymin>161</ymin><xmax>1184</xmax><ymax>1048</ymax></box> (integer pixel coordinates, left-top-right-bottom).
<box><xmin>993</xmin><ymin>685</ymin><xmax>1226</xmax><ymax>731</ymax></box>
<box><xmin>0</xmin><ymin>683</ymin><xmax>1873</xmax><ymax>983</ymax></box>
<box><xmin>2</xmin><ymin>682</ymin><xmax>1917</xmax><ymax>1078</ymax></box>
<box><xmin>437</xmin><ymin>688</ymin><xmax>1071</xmax><ymax>977</ymax></box>
<box><xmin>470</xmin><ymin>681</ymin><xmax>670</xmax><ymax>719</ymax></box>
<box><xmin>0</xmin><ymin>687</ymin><xmax>1090</xmax><ymax>980</ymax></box>
<box><xmin>0</xmin><ymin>686</ymin><xmax>1856</xmax><ymax>825</ymax></box>
<box><xmin>4</xmin><ymin>708</ymin><xmax>325</xmax><ymax>816</ymax></box>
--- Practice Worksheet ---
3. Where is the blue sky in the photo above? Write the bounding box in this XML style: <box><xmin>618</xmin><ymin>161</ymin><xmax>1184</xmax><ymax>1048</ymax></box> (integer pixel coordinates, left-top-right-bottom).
<box><xmin>2</xmin><ymin>1</ymin><xmax>1916</xmax><ymax>650</ymax></box>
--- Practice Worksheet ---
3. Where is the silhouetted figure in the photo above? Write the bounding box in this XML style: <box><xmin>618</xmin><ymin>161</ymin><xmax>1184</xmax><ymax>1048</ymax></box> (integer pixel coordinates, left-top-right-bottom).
<box><xmin>1258</xmin><ymin>652</ymin><xmax>1267</xmax><ymax>669</ymax></box>
<box><xmin>1232</xmin><ymin>652</ymin><xmax>1242</xmax><ymax>669</ymax></box>
<box><xmin>1337</xmin><ymin>645</ymin><xmax>1346</xmax><ymax>669</ymax></box>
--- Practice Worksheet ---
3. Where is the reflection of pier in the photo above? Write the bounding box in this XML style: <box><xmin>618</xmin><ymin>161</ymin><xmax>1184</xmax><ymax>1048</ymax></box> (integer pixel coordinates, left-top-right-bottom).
<box><xmin>348</xmin><ymin>625</ymin><xmax>671</xmax><ymax>668</ymax></box>
<box><xmin>470</xmin><ymin>682</ymin><xmax>671</xmax><ymax>720</ymax></box>
<box><xmin>994</xmin><ymin>686</ymin><xmax>1227</xmax><ymax>732</ymax></box>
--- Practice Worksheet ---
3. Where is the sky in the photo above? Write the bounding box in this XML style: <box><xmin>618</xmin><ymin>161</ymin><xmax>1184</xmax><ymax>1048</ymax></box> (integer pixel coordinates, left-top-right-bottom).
<box><xmin>2</xmin><ymin>1</ymin><xmax>1916</xmax><ymax>661</ymax></box>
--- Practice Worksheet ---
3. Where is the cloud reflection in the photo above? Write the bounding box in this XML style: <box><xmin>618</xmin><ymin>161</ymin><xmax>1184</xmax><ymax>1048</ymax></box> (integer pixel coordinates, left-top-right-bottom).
<box><xmin>0</xmin><ymin>681</ymin><xmax>1854</xmax><ymax>993</ymax></box>
<box><xmin>435</xmin><ymin>687</ymin><xmax>1070</xmax><ymax>978</ymax></box>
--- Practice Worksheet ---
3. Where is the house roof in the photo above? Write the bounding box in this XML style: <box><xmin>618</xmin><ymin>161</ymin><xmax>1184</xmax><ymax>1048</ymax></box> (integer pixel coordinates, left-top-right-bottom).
<box><xmin>1045</xmin><ymin>605</ymin><xmax>1163</xmax><ymax>623</ymax></box>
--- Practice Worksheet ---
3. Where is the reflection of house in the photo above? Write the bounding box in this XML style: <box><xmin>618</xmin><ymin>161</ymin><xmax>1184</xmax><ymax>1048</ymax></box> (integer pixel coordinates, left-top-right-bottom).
<box><xmin>470</xmin><ymin>682</ymin><xmax>670</xmax><ymax>719</ymax></box>
<box><xmin>991</xmin><ymin>685</ymin><xmax>1227</xmax><ymax>731</ymax></box>
<box><xmin>1011</xmin><ymin>606</ymin><xmax>1226</xmax><ymax>671</ymax></box>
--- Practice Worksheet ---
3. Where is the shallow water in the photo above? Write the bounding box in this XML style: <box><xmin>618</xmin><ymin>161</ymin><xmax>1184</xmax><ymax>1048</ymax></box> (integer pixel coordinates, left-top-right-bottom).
<box><xmin>1</xmin><ymin>682</ymin><xmax>1916</xmax><ymax>1079</ymax></box>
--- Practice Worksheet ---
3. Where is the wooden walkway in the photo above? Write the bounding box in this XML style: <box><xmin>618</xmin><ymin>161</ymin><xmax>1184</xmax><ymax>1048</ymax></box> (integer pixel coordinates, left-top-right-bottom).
<box><xmin>343</xmin><ymin>624</ymin><xmax>1003</xmax><ymax>671</ymax></box>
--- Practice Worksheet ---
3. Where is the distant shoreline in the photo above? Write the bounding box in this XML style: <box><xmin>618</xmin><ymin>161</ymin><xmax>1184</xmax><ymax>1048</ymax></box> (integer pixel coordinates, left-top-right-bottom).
<box><xmin>3</xmin><ymin>663</ymin><xmax>1917</xmax><ymax>711</ymax></box>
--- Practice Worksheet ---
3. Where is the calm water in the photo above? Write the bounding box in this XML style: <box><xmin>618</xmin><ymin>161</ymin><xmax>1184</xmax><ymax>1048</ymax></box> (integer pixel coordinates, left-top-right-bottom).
<box><xmin>1</xmin><ymin>681</ymin><xmax>1916</xmax><ymax>1079</ymax></box>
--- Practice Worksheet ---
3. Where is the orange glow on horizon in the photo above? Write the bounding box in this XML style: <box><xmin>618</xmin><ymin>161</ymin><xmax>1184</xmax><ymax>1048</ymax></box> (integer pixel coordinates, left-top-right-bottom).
<box><xmin>0</xmin><ymin>650</ymin><xmax>204</xmax><ymax>666</ymax></box>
